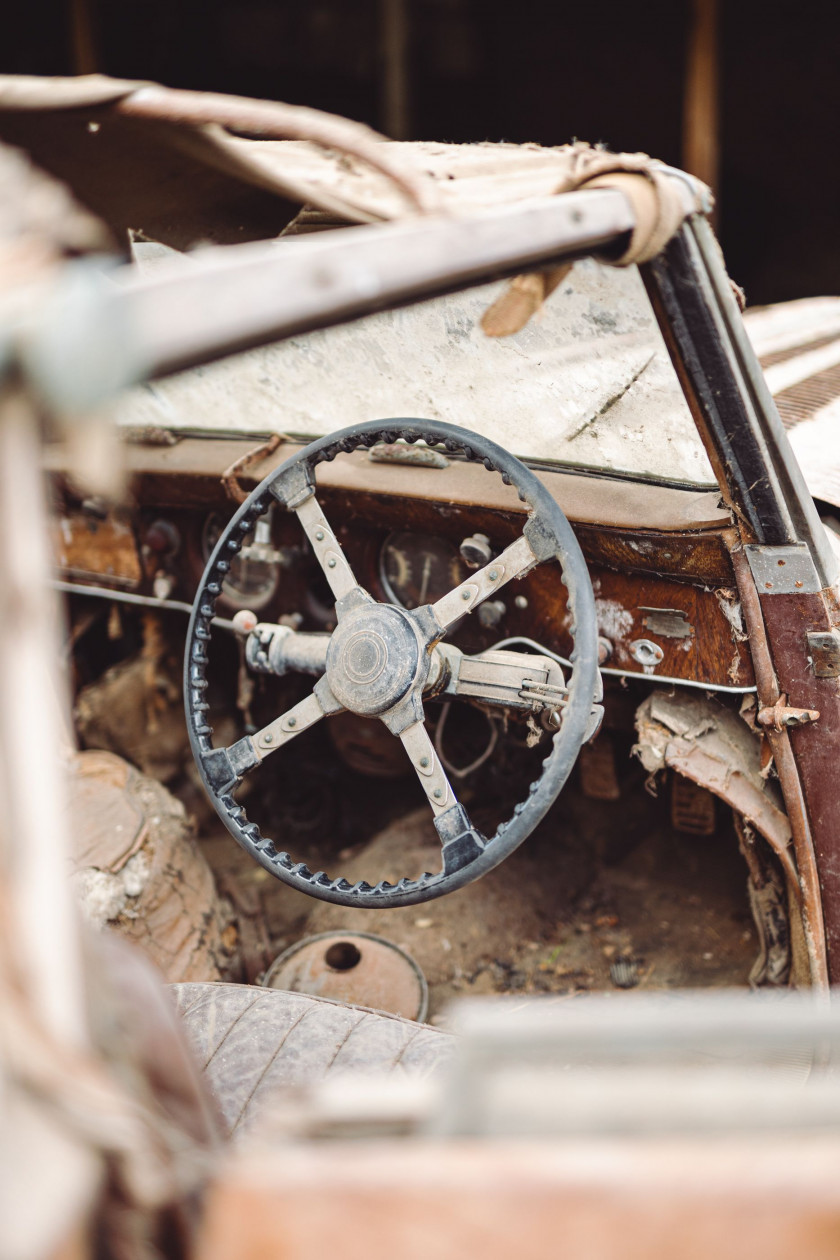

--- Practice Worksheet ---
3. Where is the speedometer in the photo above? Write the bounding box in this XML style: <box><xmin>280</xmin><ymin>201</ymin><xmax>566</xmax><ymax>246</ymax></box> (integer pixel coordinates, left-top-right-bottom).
<box><xmin>379</xmin><ymin>532</ymin><xmax>468</xmax><ymax>609</ymax></box>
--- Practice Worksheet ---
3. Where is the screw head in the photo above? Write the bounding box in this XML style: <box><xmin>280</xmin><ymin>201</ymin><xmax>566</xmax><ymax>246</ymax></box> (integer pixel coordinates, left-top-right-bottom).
<box><xmin>433</xmin><ymin>788</ymin><xmax>443</xmax><ymax>799</ymax></box>
<box><xmin>328</xmin><ymin>557</ymin><xmax>337</xmax><ymax>568</ymax></box>
<box><xmin>263</xmin><ymin>733</ymin><xmax>273</xmax><ymax>745</ymax></box>
<box><xmin>287</xmin><ymin>716</ymin><xmax>297</xmax><ymax>728</ymax></box>
<box><xmin>488</xmin><ymin>569</ymin><xmax>499</xmax><ymax>581</ymax></box>
<box><xmin>420</xmin><ymin>756</ymin><xmax>430</xmax><ymax>768</ymax></box>
<box><xmin>315</xmin><ymin>529</ymin><xmax>325</xmax><ymax>541</ymax></box>
<box><xmin>461</xmin><ymin>589</ymin><xmax>471</xmax><ymax>601</ymax></box>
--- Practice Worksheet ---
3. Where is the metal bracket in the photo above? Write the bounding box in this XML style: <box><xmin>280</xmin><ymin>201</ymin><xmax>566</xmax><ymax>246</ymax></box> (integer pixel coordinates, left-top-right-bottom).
<box><xmin>745</xmin><ymin>543</ymin><xmax>822</xmax><ymax>595</ymax></box>
<box><xmin>270</xmin><ymin>461</ymin><xmax>315</xmax><ymax>511</ymax></box>
<box><xmin>639</xmin><ymin>607</ymin><xmax>693</xmax><ymax>639</ymax></box>
<box><xmin>807</xmin><ymin>629</ymin><xmax>840</xmax><ymax>678</ymax></box>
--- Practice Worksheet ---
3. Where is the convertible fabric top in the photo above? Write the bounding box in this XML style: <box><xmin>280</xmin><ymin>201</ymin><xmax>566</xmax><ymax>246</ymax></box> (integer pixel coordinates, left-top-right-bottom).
<box><xmin>0</xmin><ymin>74</ymin><xmax>701</xmax><ymax>268</ymax></box>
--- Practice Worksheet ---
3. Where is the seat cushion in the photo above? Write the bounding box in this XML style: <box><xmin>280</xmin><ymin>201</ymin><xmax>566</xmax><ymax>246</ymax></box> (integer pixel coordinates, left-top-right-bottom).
<box><xmin>171</xmin><ymin>982</ymin><xmax>453</xmax><ymax>1136</ymax></box>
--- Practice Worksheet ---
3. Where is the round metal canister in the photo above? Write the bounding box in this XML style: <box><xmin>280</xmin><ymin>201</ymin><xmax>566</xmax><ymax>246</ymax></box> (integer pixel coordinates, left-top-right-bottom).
<box><xmin>262</xmin><ymin>930</ymin><xmax>428</xmax><ymax>1022</ymax></box>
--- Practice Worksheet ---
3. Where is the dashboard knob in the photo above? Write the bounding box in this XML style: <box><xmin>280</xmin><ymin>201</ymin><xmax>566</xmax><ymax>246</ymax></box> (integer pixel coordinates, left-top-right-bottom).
<box><xmin>459</xmin><ymin>532</ymin><xmax>492</xmax><ymax>568</ymax></box>
<box><xmin>477</xmin><ymin>600</ymin><xmax>506</xmax><ymax>628</ymax></box>
<box><xmin>232</xmin><ymin>609</ymin><xmax>258</xmax><ymax>635</ymax></box>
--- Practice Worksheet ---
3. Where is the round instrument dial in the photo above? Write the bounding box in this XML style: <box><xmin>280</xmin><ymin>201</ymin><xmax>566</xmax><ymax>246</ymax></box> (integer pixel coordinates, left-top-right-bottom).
<box><xmin>379</xmin><ymin>532</ymin><xmax>468</xmax><ymax>610</ymax></box>
<box><xmin>202</xmin><ymin>511</ymin><xmax>279</xmax><ymax>610</ymax></box>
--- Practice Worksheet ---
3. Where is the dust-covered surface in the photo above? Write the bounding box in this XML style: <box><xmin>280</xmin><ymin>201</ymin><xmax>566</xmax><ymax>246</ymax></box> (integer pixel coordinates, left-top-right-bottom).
<box><xmin>633</xmin><ymin>692</ymin><xmax>791</xmax><ymax>856</ymax></box>
<box><xmin>199</xmin><ymin>778</ymin><xmax>758</xmax><ymax>1022</ymax></box>
<box><xmin>67</xmin><ymin>634</ymin><xmax>763</xmax><ymax>1013</ymax></box>
<box><xmin>75</xmin><ymin>649</ymin><xmax>190</xmax><ymax>784</ymax></box>
<box><xmin>115</xmin><ymin>256</ymin><xmax>715</xmax><ymax>487</ymax></box>
<box><xmin>67</xmin><ymin>751</ymin><xmax>235</xmax><ymax>982</ymax></box>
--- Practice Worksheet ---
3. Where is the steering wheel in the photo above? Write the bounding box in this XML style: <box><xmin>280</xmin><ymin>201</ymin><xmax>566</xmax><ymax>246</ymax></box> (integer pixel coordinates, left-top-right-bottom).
<box><xmin>185</xmin><ymin>419</ymin><xmax>600</xmax><ymax>907</ymax></box>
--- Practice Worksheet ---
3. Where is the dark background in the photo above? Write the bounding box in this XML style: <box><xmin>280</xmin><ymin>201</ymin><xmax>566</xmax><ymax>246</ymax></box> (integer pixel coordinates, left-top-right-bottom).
<box><xmin>5</xmin><ymin>0</ymin><xmax>839</xmax><ymax>306</ymax></box>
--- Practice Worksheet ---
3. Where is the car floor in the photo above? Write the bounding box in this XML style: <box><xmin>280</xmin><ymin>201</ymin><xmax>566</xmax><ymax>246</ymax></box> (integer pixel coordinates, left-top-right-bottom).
<box><xmin>199</xmin><ymin>771</ymin><xmax>758</xmax><ymax>1023</ymax></box>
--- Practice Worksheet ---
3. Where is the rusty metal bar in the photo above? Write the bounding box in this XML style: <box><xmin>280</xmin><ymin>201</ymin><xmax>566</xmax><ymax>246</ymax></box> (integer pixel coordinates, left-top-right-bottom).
<box><xmin>730</xmin><ymin>540</ymin><xmax>828</xmax><ymax>987</ymax></box>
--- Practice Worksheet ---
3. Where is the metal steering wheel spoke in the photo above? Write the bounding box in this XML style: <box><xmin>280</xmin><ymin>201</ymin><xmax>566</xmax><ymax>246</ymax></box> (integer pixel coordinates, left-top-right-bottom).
<box><xmin>399</xmin><ymin>715</ymin><xmax>457</xmax><ymax>816</ymax></box>
<box><xmin>398</xmin><ymin>711</ymin><xmax>487</xmax><ymax>878</ymax></box>
<box><xmin>430</xmin><ymin>532</ymin><xmax>538</xmax><ymax>635</ymax></box>
<box><xmin>293</xmin><ymin>490</ymin><xmax>360</xmax><ymax>605</ymax></box>
<box><xmin>198</xmin><ymin>677</ymin><xmax>343</xmax><ymax>798</ymax></box>
<box><xmin>249</xmin><ymin>678</ymin><xmax>343</xmax><ymax>762</ymax></box>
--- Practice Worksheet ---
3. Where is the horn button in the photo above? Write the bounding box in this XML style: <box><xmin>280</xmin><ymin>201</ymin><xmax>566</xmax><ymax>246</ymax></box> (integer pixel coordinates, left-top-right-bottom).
<box><xmin>326</xmin><ymin>603</ymin><xmax>425</xmax><ymax>716</ymax></box>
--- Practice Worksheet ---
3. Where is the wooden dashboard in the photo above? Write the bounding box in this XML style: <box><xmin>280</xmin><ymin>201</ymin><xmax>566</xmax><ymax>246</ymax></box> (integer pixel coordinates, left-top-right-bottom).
<box><xmin>47</xmin><ymin>434</ymin><xmax>754</xmax><ymax>692</ymax></box>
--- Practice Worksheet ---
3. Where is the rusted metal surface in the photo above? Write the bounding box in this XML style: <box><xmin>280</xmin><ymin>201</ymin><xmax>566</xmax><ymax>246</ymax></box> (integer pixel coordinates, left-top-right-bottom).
<box><xmin>670</xmin><ymin>775</ymin><xmax>716</xmax><ymax>836</ymax></box>
<box><xmin>221</xmin><ymin>432</ymin><xmax>284</xmax><ymax>504</ymax></box>
<box><xmin>577</xmin><ymin>737</ymin><xmax>620</xmax><ymax>801</ymax></box>
<box><xmin>52</xmin><ymin>510</ymin><xmax>142</xmax><ymax>587</ymax></box>
<box><xmin>758</xmin><ymin>586</ymin><xmax>840</xmax><ymax>980</ymax></box>
<box><xmin>369</xmin><ymin>441</ymin><xmax>450</xmax><ymax>469</ymax></box>
<box><xmin>642</xmin><ymin>217</ymin><xmax>839</xmax><ymax>983</ymax></box>
<box><xmin>756</xmin><ymin>695</ymin><xmax>820</xmax><ymax>731</ymax></box>
<box><xmin>808</xmin><ymin>629</ymin><xmax>840</xmax><ymax>678</ymax></box>
<box><xmin>730</xmin><ymin>543</ymin><xmax>829</xmax><ymax>986</ymax></box>
<box><xmin>264</xmin><ymin>932</ymin><xmax>428</xmax><ymax>1022</ymax></box>
<box><xmin>734</xmin><ymin>814</ymin><xmax>791</xmax><ymax>986</ymax></box>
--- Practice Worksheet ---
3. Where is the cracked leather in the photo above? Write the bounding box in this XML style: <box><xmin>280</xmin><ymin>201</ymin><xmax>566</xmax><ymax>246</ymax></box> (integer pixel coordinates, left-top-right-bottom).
<box><xmin>171</xmin><ymin>982</ymin><xmax>454</xmax><ymax>1136</ymax></box>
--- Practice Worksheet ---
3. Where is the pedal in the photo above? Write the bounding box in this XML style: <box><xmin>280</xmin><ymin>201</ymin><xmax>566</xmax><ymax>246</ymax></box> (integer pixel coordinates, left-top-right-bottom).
<box><xmin>578</xmin><ymin>736</ymin><xmax>620</xmax><ymax>801</ymax></box>
<box><xmin>671</xmin><ymin>774</ymin><xmax>716</xmax><ymax>835</ymax></box>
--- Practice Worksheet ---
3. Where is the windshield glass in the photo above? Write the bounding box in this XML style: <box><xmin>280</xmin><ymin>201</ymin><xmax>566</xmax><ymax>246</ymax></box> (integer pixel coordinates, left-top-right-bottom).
<box><xmin>116</xmin><ymin>252</ymin><xmax>717</xmax><ymax>487</ymax></box>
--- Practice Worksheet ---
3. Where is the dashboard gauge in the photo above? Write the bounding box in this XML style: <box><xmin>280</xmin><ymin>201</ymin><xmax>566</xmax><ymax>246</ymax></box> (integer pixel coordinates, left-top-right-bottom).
<box><xmin>379</xmin><ymin>532</ymin><xmax>468</xmax><ymax>610</ymax></box>
<box><xmin>202</xmin><ymin>511</ymin><xmax>280</xmax><ymax>611</ymax></box>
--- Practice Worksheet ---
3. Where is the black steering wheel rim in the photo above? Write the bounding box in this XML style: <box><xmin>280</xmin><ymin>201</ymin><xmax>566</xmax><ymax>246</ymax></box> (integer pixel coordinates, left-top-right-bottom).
<box><xmin>185</xmin><ymin>418</ymin><xmax>599</xmax><ymax>907</ymax></box>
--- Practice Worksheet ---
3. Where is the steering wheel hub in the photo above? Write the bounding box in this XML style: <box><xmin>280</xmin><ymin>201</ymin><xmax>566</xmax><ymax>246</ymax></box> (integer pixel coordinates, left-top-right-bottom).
<box><xmin>326</xmin><ymin>602</ymin><xmax>423</xmax><ymax>716</ymax></box>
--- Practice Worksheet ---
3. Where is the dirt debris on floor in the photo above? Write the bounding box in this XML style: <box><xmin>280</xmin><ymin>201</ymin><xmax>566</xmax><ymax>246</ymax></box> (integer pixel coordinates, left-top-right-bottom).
<box><xmin>198</xmin><ymin>781</ymin><xmax>757</xmax><ymax>1021</ymax></box>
